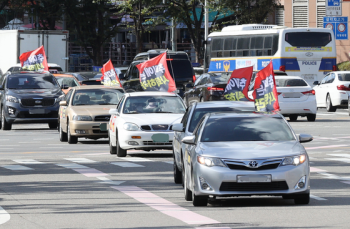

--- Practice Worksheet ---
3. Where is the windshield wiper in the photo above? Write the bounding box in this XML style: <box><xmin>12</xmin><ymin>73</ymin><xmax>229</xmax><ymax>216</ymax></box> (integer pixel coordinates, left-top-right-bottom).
<box><xmin>155</xmin><ymin>111</ymin><xmax>173</xmax><ymax>113</ymax></box>
<box><xmin>99</xmin><ymin>103</ymin><xmax>116</xmax><ymax>105</ymax></box>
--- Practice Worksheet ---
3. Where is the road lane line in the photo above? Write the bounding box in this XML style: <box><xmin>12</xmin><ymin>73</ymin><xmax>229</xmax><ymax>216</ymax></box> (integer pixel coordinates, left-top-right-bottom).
<box><xmin>64</xmin><ymin>158</ymin><xmax>96</xmax><ymax>163</ymax></box>
<box><xmin>81</xmin><ymin>153</ymin><xmax>109</xmax><ymax>156</ymax></box>
<box><xmin>0</xmin><ymin>207</ymin><xmax>10</xmax><ymax>225</ymax></box>
<box><xmin>341</xmin><ymin>181</ymin><xmax>350</xmax><ymax>185</ymax></box>
<box><xmin>112</xmin><ymin>186</ymin><xmax>220</xmax><ymax>225</ymax></box>
<box><xmin>111</xmin><ymin>162</ymin><xmax>144</xmax><ymax>167</ymax></box>
<box><xmin>310</xmin><ymin>195</ymin><xmax>327</xmax><ymax>201</ymax></box>
<box><xmin>325</xmin><ymin>158</ymin><xmax>350</xmax><ymax>163</ymax></box>
<box><xmin>310</xmin><ymin>167</ymin><xmax>326</xmax><ymax>172</ymax></box>
<box><xmin>56</xmin><ymin>163</ymin><xmax>89</xmax><ymax>169</ymax></box>
<box><xmin>1</xmin><ymin>165</ymin><xmax>33</xmax><ymax>170</ymax></box>
<box><xmin>40</xmin><ymin>147</ymin><xmax>63</xmax><ymax>149</ymax></box>
<box><xmin>13</xmin><ymin>159</ymin><xmax>44</xmax><ymax>164</ymax></box>
<box><xmin>328</xmin><ymin>154</ymin><xmax>350</xmax><ymax>158</ymax></box>
<box><xmin>73</xmin><ymin>168</ymin><xmax>109</xmax><ymax>177</ymax></box>
<box><xmin>164</xmin><ymin>161</ymin><xmax>173</xmax><ymax>164</ymax></box>
<box><xmin>0</xmin><ymin>148</ymin><xmax>14</xmax><ymax>150</ymax></box>
<box><xmin>305</xmin><ymin>145</ymin><xmax>348</xmax><ymax>150</ymax></box>
<box><xmin>96</xmin><ymin>177</ymin><xmax>125</xmax><ymax>185</ymax></box>
<box><xmin>123</xmin><ymin>157</ymin><xmax>152</xmax><ymax>162</ymax></box>
<box><xmin>19</xmin><ymin>142</ymin><xmax>41</xmax><ymax>143</ymax></box>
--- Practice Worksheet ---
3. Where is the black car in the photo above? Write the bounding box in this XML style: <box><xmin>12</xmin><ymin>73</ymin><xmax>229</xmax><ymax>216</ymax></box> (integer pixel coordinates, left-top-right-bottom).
<box><xmin>121</xmin><ymin>50</ymin><xmax>194</xmax><ymax>97</ymax></box>
<box><xmin>0</xmin><ymin>72</ymin><xmax>64</xmax><ymax>130</ymax></box>
<box><xmin>183</xmin><ymin>73</ymin><xmax>230</xmax><ymax>106</ymax></box>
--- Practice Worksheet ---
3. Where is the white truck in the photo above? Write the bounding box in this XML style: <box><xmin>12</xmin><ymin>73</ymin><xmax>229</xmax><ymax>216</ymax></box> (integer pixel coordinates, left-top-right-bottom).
<box><xmin>0</xmin><ymin>30</ymin><xmax>69</xmax><ymax>73</ymax></box>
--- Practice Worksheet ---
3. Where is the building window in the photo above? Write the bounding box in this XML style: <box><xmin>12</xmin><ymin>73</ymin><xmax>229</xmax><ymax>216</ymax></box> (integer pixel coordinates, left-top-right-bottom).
<box><xmin>275</xmin><ymin>7</ymin><xmax>284</xmax><ymax>26</ymax></box>
<box><xmin>293</xmin><ymin>0</ymin><xmax>309</xmax><ymax>28</ymax></box>
<box><xmin>317</xmin><ymin>0</ymin><xmax>326</xmax><ymax>28</ymax></box>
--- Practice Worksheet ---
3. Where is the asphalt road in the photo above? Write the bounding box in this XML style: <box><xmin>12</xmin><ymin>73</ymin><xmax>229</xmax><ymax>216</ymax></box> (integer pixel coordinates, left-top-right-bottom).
<box><xmin>0</xmin><ymin>108</ymin><xmax>350</xmax><ymax>228</ymax></box>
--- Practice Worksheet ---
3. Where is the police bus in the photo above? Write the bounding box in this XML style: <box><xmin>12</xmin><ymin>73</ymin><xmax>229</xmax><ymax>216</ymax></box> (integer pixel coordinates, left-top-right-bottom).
<box><xmin>205</xmin><ymin>24</ymin><xmax>337</xmax><ymax>86</ymax></box>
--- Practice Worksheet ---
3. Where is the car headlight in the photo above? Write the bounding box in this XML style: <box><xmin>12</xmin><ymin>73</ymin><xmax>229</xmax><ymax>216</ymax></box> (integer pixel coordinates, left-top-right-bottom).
<box><xmin>6</xmin><ymin>95</ymin><xmax>19</xmax><ymax>103</ymax></box>
<box><xmin>73</xmin><ymin>115</ymin><xmax>92</xmax><ymax>121</ymax></box>
<box><xmin>197</xmin><ymin>155</ymin><xmax>226</xmax><ymax>167</ymax></box>
<box><xmin>282</xmin><ymin>154</ymin><xmax>307</xmax><ymax>166</ymax></box>
<box><xmin>123</xmin><ymin>122</ymin><xmax>139</xmax><ymax>131</ymax></box>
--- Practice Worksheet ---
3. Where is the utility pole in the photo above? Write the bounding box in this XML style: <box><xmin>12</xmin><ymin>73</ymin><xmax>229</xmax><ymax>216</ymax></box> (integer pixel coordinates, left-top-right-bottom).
<box><xmin>203</xmin><ymin>0</ymin><xmax>208</xmax><ymax>71</ymax></box>
<box><xmin>172</xmin><ymin>18</ymin><xmax>176</xmax><ymax>51</ymax></box>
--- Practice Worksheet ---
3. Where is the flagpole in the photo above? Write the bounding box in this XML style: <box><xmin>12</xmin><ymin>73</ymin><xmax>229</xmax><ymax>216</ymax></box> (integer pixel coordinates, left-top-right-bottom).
<box><xmin>167</xmin><ymin>49</ymin><xmax>176</xmax><ymax>88</ymax></box>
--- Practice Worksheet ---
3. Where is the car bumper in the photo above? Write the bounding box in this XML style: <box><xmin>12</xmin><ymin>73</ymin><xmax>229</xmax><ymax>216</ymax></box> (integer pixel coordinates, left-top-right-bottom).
<box><xmin>68</xmin><ymin>121</ymin><xmax>109</xmax><ymax>138</ymax></box>
<box><xmin>279</xmin><ymin>98</ymin><xmax>317</xmax><ymax>115</ymax></box>
<box><xmin>119</xmin><ymin>130</ymin><xmax>174</xmax><ymax>150</ymax></box>
<box><xmin>331</xmin><ymin>91</ymin><xmax>349</xmax><ymax>107</ymax></box>
<box><xmin>192</xmin><ymin>161</ymin><xmax>310</xmax><ymax>197</ymax></box>
<box><xmin>3</xmin><ymin>102</ymin><xmax>59</xmax><ymax>124</ymax></box>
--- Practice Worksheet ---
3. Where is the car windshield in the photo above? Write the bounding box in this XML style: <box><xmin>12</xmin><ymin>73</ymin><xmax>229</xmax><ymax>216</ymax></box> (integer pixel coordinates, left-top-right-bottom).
<box><xmin>276</xmin><ymin>78</ymin><xmax>308</xmax><ymax>87</ymax></box>
<box><xmin>189</xmin><ymin>107</ymin><xmax>254</xmax><ymax>132</ymax></box>
<box><xmin>123</xmin><ymin>96</ymin><xmax>186</xmax><ymax>114</ymax></box>
<box><xmin>81</xmin><ymin>80</ymin><xmax>102</xmax><ymax>85</ymax></box>
<box><xmin>201</xmin><ymin>116</ymin><xmax>295</xmax><ymax>142</ymax></box>
<box><xmin>338</xmin><ymin>73</ymin><xmax>350</xmax><ymax>81</ymax></box>
<box><xmin>210</xmin><ymin>75</ymin><xmax>230</xmax><ymax>84</ymax></box>
<box><xmin>7</xmin><ymin>75</ymin><xmax>59</xmax><ymax>89</ymax></box>
<box><xmin>56</xmin><ymin>77</ymin><xmax>79</xmax><ymax>87</ymax></box>
<box><xmin>72</xmin><ymin>89</ymin><xmax>124</xmax><ymax>106</ymax></box>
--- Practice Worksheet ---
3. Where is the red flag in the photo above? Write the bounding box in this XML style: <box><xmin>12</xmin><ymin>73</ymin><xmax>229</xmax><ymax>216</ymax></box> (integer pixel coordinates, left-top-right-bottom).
<box><xmin>101</xmin><ymin>60</ymin><xmax>122</xmax><ymax>87</ymax></box>
<box><xmin>19</xmin><ymin>46</ymin><xmax>48</xmax><ymax>71</ymax></box>
<box><xmin>223</xmin><ymin>66</ymin><xmax>253</xmax><ymax>101</ymax></box>
<box><xmin>252</xmin><ymin>62</ymin><xmax>280</xmax><ymax>112</ymax></box>
<box><xmin>136</xmin><ymin>52</ymin><xmax>176</xmax><ymax>92</ymax></box>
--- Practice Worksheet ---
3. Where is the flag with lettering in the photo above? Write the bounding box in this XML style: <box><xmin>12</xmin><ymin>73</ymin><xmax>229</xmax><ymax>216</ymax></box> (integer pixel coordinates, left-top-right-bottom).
<box><xmin>101</xmin><ymin>59</ymin><xmax>122</xmax><ymax>87</ymax></box>
<box><xmin>252</xmin><ymin>62</ymin><xmax>280</xmax><ymax>112</ymax></box>
<box><xmin>19</xmin><ymin>46</ymin><xmax>48</xmax><ymax>71</ymax></box>
<box><xmin>136</xmin><ymin>52</ymin><xmax>176</xmax><ymax>92</ymax></box>
<box><xmin>223</xmin><ymin>66</ymin><xmax>253</xmax><ymax>101</ymax></box>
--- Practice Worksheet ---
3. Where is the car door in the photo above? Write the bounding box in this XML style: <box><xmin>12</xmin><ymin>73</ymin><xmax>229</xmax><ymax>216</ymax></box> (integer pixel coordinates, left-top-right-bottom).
<box><xmin>60</xmin><ymin>89</ymin><xmax>73</xmax><ymax>131</ymax></box>
<box><xmin>109</xmin><ymin>95</ymin><xmax>125</xmax><ymax>143</ymax></box>
<box><xmin>194</xmin><ymin>75</ymin><xmax>208</xmax><ymax>103</ymax></box>
<box><xmin>186</xmin><ymin>75</ymin><xmax>203</xmax><ymax>104</ymax></box>
<box><xmin>326</xmin><ymin>73</ymin><xmax>336</xmax><ymax>103</ymax></box>
<box><xmin>0</xmin><ymin>75</ymin><xmax>7</xmax><ymax>111</ymax></box>
<box><xmin>315</xmin><ymin>74</ymin><xmax>329</xmax><ymax>107</ymax></box>
<box><xmin>174</xmin><ymin>106</ymin><xmax>192</xmax><ymax>168</ymax></box>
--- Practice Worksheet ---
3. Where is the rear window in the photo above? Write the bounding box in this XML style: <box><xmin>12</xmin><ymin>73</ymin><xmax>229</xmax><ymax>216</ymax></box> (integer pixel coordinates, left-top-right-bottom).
<box><xmin>338</xmin><ymin>74</ymin><xmax>350</xmax><ymax>81</ymax></box>
<box><xmin>276</xmin><ymin>79</ymin><xmax>308</xmax><ymax>87</ymax></box>
<box><xmin>81</xmin><ymin>80</ymin><xmax>102</xmax><ymax>85</ymax></box>
<box><xmin>285</xmin><ymin>32</ymin><xmax>332</xmax><ymax>47</ymax></box>
<box><xmin>167</xmin><ymin>60</ymin><xmax>194</xmax><ymax>79</ymax></box>
<box><xmin>210</xmin><ymin>75</ymin><xmax>230</xmax><ymax>84</ymax></box>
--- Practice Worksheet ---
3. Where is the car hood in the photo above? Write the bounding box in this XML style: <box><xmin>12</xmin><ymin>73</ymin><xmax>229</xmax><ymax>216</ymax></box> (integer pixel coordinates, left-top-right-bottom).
<box><xmin>72</xmin><ymin>105</ymin><xmax>116</xmax><ymax>117</ymax></box>
<box><xmin>9</xmin><ymin>88</ymin><xmax>62</xmax><ymax>98</ymax></box>
<box><xmin>122</xmin><ymin>113</ymin><xmax>183</xmax><ymax>125</ymax></box>
<box><xmin>199</xmin><ymin>141</ymin><xmax>301</xmax><ymax>159</ymax></box>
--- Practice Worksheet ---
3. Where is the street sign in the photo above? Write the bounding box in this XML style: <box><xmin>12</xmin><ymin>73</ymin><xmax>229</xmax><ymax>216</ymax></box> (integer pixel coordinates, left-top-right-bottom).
<box><xmin>326</xmin><ymin>0</ymin><xmax>342</xmax><ymax>16</ymax></box>
<box><xmin>323</xmin><ymin>16</ymin><xmax>348</xmax><ymax>40</ymax></box>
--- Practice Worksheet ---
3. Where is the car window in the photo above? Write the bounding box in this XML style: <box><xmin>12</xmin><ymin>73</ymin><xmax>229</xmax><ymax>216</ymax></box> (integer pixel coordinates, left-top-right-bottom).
<box><xmin>130</xmin><ymin>65</ymin><xmax>139</xmax><ymax>79</ymax></box>
<box><xmin>338</xmin><ymin>73</ymin><xmax>350</xmax><ymax>81</ymax></box>
<box><xmin>7</xmin><ymin>75</ymin><xmax>59</xmax><ymax>89</ymax></box>
<box><xmin>194</xmin><ymin>75</ymin><xmax>204</xmax><ymax>86</ymax></box>
<box><xmin>201</xmin><ymin>116</ymin><xmax>295</xmax><ymax>142</ymax></box>
<box><xmin>327</xmin><ymin>73</ymin><xmax>335</xmax><ymax>83</ymax></box>
<box><xmin>321</xmin><ymin>75</ymin><xmax>329</xmax><ymax>84</ymax></box>
<box><xmin>117</xmin><ymin>96</ymin><xmax>126</xmax><ymax>113</ymax></box>
<box><xmin>275</xmin><ymin>78</ymin><xmax>308</xmax><ymax>87</ymax></box>
<box><xmin>72</xmin><ymin>89</ymin><xmax>124</xmax><ymax>106</ymax></box>
<box><xmin>197</xmin><ymin>75</ymin><xmax>208</xmax><ymax>86</ymax></box>
<box><xmin>193</xmin><ymin>117</ymin><xmax>206</xmax><ymax>142</ymax></box>
<box><xmin>210</xmin><ymin>75</ymin><xmax>230</xmax><ymax>84</ymax></box>
<box><xmin>56</xmin><ymin>77</ymin><xmax>79</xmax><ymax>87</ymax></box>
<box><xmin>181</xmin><ymin>106</ymin><xmax>192</xmax><ymax>129</ymax></box>
<box><xmin>66</xmin><ymin>89</ymin><xmax>73</xmax><ymax>103</ymax></box>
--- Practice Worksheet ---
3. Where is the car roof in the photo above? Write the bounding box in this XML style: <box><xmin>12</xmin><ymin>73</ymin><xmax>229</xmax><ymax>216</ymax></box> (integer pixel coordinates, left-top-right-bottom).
<box><xmin>275</xmin><ymin>76</ymin><xmax>304</xmax><ymax>79</ymax></box>
<box><xmin>194</xmin><ymin>101</ymin><xmax>255</xmax><ymax>109</ymax></box>
<box><xmin>207</xmin><ymin>112</ymin><xmax>282</xmax><ymax>119</ymax></box>
<box><xmin>74</xmin><ymin>85</ymin><xmax>123</xmax><ymax>90</ymax></box>
<box><xmin>127</xmin><ymin>91</ymin><xmax>177</xmax><ymax>97</ymax></box>
<box><xmin>8</xmin><ymin>71</ymin><xmax>52</xmax><ymax>77</ymax></box>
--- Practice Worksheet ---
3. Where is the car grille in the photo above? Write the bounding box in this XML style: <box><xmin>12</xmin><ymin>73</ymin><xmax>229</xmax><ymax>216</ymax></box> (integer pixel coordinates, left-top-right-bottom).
<box><xmin>219</xmin><ymin>181</ymin><xmax>289</xmax><ymax>191</ymax></box>
<box><xmin>226</xmin><ymin>163</ymin><xmax>280</xmax><ymax>170</ymax></box>
<box><xmin>152</xmin><ymin>125</ymin><xmax>169</xmax><ymax>130</ymax></box>
<box><xmin>94</xmin><ymin>115</ymin><xmax>111</xmax><ymax>122</ymax></box>
<box><xmin>17</xmin><ymin>111</ymin><xmax>58</xmax><ymax>119</ymax></box>
<box><xmin>224</xmin><ymin>159</ymin><xmax>282</xmax><ymax>171</ymax></box>
<box><xmin>92</xmin><ymin>130</ymin><xmax>108</xmax><ymax>134</ymax></box>
<box><xmin>141</xmin><ymin>125</ymin><xmax>171</xmax><ymax>131</ymax></box>
<box><xmin>143</xmin><ymin>141</ymin><xmax>173</xmax><ymax>146</ymax></box>
<box><xmin>141</xmin><ymin>125</ymin><xmax>152</xmax><ymax>131</ymax></box>
<box><xmin>21</xmin><ymin>98</ymin><xmax>56</xmax><ymax>107</ymax></box>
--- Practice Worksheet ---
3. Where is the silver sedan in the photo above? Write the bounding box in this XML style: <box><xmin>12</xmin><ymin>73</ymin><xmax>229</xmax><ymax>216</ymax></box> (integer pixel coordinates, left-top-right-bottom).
<box><xmin>182</xmin><ymin>112</ymin><xmax>313</xmax><ymax>206</ymax></box>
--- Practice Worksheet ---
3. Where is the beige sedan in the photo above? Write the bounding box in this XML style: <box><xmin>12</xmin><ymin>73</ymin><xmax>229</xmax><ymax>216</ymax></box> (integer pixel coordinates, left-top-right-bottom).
<box><xmin>58</xmin><ymin>85</ymin><xmax>125</xmax><ymax>144</ymax></box>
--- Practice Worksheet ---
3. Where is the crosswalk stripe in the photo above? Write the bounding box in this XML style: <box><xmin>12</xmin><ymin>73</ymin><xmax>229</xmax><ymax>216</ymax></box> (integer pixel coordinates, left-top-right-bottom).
<box><xmin>1</xmin><ymin>165</ymin><xmax>33</xmax><ymax>170</ymax></box>
<box><xmin>123</xmin><ymin>157</ymin><xmax>152</xmax><ymax>162</ymax></box>
<box><xmin>64</xmin><ymin>158</ymin><xmax>96</xmax><ymax>163</ymax></box>
<box><xmin>327</xmin><ymin>154</ymin><xmax>350</xmax><ymax>158</ymax></box>
<box><xmin>13</xmin><ymin>159</ymin><xmax>44</xmax><ymax>164</ymax></box>
<box><xmin>97</xmin><ymin>177</ymin><xmax>125</xmax><ymax>185</ymax></box>
<box><xmin>0</xmin><ymin>207</ymin><xmax>10</xmax><ymax>225</ymax></box>
<box><xmin>164</xmin><ymin>161</ymin><xmax>173</xmax><ymax>164</ymax></box>
<box><xmin>56</xmin><ymin>163</ymin><xmax>89</xmax><ymax>169</ymax></box>
<box><xmin>310</xmin><ymin>194</ymin><xmax>327</xmax><ymax>201</ymax></box>
<box><xmin>111</xmin><ymin>162</ymin><xmax>144</xmax><ymax>167</ymax></box>
<box><xmin>325</xmin><ymin>158</ymin><xmax>350</xmax><ymax>163</ymax></box>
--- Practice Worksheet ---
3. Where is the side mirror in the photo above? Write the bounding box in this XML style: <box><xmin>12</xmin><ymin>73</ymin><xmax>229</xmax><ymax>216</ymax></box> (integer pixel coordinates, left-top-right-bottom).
<box><xmin>61</xmin><ymin>85</ymin><xmax>69</xmax><ymax>90</ymax></box>
<box><xmin>172</xmin><ymin>123</ymin><xmax>184</xmax><ymax>132</ymax></box>
<box><xmin>109</xmin><ymin>108</ymin><xmax>118</xmax><ymax>115</ymax></box>
<box><xmin>119</xmin><ymin>73</ymin><xmax>125</xmax><ymax>80</ymax></box>
<box><xmin>59</xmin><ymin>101</ymin><xmax>67</xmax><ymax>106</ymax></box>
<box><xmin>298</xmin><ymin>134</ymin><xmax>313</xmax><ymax>143</ymax></box>
<box><xmin>186</xmin><ymin>83</ymin><xmax>194</xmax><ymax>88</ymax></box>
<box><xmin>182</xmin><ymin>135</ymin><xmax>196</xmax><ymax>145</ymax></box>
<box><xmin>313</xmin><ymin>81</ymin><xmax>319</xmax><ymax>85</ymax></box>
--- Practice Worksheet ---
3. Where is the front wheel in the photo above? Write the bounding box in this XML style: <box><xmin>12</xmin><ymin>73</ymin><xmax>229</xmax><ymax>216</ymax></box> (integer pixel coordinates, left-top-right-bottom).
<box><xmin>289</xmin><ymin>115</ymin><xmax>298</xmax><ymax>121</ymax></box>
<box><xmin>326</xmin><ymin>94</ymin><xmax>336</xmax><ymax>112</ymax></box>
<box><xmin>116</xmin><ymin>134</ymin><xmax>127</xmax><ymax>157</ymax></box>
<box><xmin>109</xmin><ymin>136</ymin><xmax>116</xmax><ymax>154</ymax></box>
<box><xmin>307</xmin><ymin>114</ymin><xmax>316</xmax><ymax>121</ymax></box>
<box><xmin>183</xmin><ymin>161</ymin><xmax>192</xmax><ymax>201</ymax></box>
<box><xmin>59</xmin><ymin>122</ymin><xmax>68</xmax><ymax>142</ymax></box>
<box><xmin>67</xmin><ymin>122</ymin><xmax>78</xmax><ymax>144</ymax></box>
<box><xmin>294</xmin><ymin>193</ymin><xmax>310</xmax><ymax>205</ymax></box>
<box><xmin>2</xmin><ymin>108</ymin><xmax>12</xmax><ymax>131</ymax></box>
<box><xmin>173</xmin><ymin>152</ymin><xmax>182</xmax><ymax>184</ymax></box>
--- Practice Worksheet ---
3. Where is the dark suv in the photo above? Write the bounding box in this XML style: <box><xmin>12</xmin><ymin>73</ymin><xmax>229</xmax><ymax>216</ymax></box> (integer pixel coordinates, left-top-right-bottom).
<box><xmin>0</xmin><ymin>72</ymin><xmax>64</xmax><ymax>130</ymax></box>
<box><xmin>121</xmin><ymin>50</ymin><xmax>194</xmax><ymax>97</ymax></box>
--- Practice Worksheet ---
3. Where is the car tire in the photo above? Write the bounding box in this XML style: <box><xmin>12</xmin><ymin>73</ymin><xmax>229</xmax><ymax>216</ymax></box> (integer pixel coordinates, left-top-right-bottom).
<box><xmin>307</xmin><ymin>114</ymin><xmax>316</xmax><ymax>121</ymax></box>
<box><xmin>289</xmin><ymin>115</ymin><xmax>298</xmax><ymax>121</ymax></box>
<box><xmin>2</xmin><ymin>108</ymin><xmax>12</xmax><ymax>131</ymax></box>
<box><xmin>294</xmin><ymin>193</ymin><xmax>310</xmax><ymax>205</ymax></box>
<box><xmin>173</xmin><ymin>152</ymin><xmax>182</xmax><ymax>184</ymax></box>
<box><xmin>183</xmin><ymin>161</ymin><xmax>192</xmax><ymax>201</ymax></box>
<box><xmin>109</xmin><ymin>137</ymin><xmax>116</xmax><ymax>154</ymax></box>
<box><xmin>48</xmin><ymin>122</ymin><xmax>58</xmax><ymax>129</ymax></box>
<box><xmin>59</xmin><ymin>122</ymin><xmax>68</xmax><ymax>142</ymax></box>
<box><xmin>326</xmin><ymin>94</ymin><xmax>336</xmax><ymax>112</ymax></box>
<box><xmin>116</xmin><ymin>134</ymin><xmax>127</xmax><ymax>157</ymax></box>
<box><xmin>67</xmin><ymin>122</ymin><xmax>78</xmax><ymax>144</ymax></box>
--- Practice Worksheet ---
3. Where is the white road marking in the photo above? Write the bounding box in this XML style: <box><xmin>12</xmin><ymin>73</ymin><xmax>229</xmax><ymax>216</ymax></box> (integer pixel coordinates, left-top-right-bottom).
<box><xmin>19</xmin><ymin>142</ymin><xmax>41</xmax><ymax>144</ymax></box>
<box><xmin>0</xmin><ymin>139</ymin><xmax>9</xmax><ymax>141</ymax></box>
<box><xmin>0</xmin><ymin>148</ymin><xmax>14</xmax><ymax>150</ymax></box>
<box><xmin>13</xmin><ymin>159</ymin><xmax>44</xmax><ymax>164</ymax></box>
<box><xmin>33</xmin><ymin>138</ymin><xmax>53</xmax><ymax>140</ymax></box>
<box><xmin>64</xmin><ymin>158</ymin><xmax>96</xmax><ymax>163</ymax></box>
<box><xmin>164</xmin><ymin>161</ymin><xmax>173</xmax><ymax>164</ymax></box>
<box><xmin>325</xmin><ymin>158</ymin><xmax>350</xmax><ymax>163</ymax></box>
<box><xmin>341</xmin><ymin>181</ymin><xmax>350</xmax><ymax>185</ymax></box>
<box><xmin>1</xmin><ymin>165</ymin><xmax>33</xmax><ymax>170</ymax></box>
<box><xmin>123</xmin><ymin>157</ymin><xmax>151</xmax><ymax>162</ymax></box>
<box><xmin>96</xmin><ymin>177</ymin><xmax>125</xmax><ymax>185</ymax></box>
<box><xmin>328</xmin><ymin>154</ymin><xmax>350</xmax><ymax>158</ymax></box>
<box><xmin>56</xmin><ymin>163</ymin><xmax>89</xmax><ymax>169</ymax></box>
<box><xmin>40</xmin><ymin>147</ymin><xmax>63</xmax><ymax>149</ymax></box>
<box><xmin>82</xmin><ymin>153</ymin><xmax>109</xmax><ymax>156</ymax></box>
<box><xmin>111</xmin><ymin>162</ymin><xmax>144</xmax><ymax>167</ymax></box>
<box><xmin>0</xmin><ymin>207</ymin><xmax>10</xmax><ymax>225</ymax></box>
<box><xmin>310</xmin><ymin>194</ymin><xmax>327</xmax><ymax>201</ymax></box>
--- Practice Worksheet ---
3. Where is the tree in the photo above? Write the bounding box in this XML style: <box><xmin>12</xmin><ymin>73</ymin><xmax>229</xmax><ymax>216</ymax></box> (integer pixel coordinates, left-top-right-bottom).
<box><xmin>63</xmin><ymin>0</ymin><xmax>119</xmax><ymax>66</ymax></box>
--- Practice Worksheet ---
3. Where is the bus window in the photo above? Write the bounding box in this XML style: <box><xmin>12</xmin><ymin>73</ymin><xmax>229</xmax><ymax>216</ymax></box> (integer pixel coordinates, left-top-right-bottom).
<box><xmin>264</xmin><ymin>36</ymin><xmax>272</xmax><ymax>49</ymax></box>
<box><xmin>272</xmin><ymin>34</ymin><xmax>279</xmax><ymax>55</ymax></box>
<box><xmin>251</xmin><ymin>37</ymin><xmax>263</xmax><ymax>49</ymax></box>
<box><xmin>212</xmin><ymin>39</ymin><xmax>223</xmax><ymax>51</ymax></box>
<box><xmin>237</xmin><ymin>37</ymin><xmax>250</xmax><ymax>50</ymax></box>
<box><xmin>285</xmin><ymin>32</ymin><xmax>331</xmax><ymax>47</ymax></box>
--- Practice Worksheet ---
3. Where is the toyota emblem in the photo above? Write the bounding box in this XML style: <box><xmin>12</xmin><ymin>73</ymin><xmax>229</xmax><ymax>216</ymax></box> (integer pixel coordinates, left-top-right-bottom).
<box><xmin>105</xmin><ymin>117</ymin><xmax>110</xmax><ymax>121</ymax></box>
<box><xmin>249</xmin><ymin>161</ymin><xmax>258</xmax><ymax>167</ymax></box>
<box><xmin>305</xmin><ymin>52</ymin><xmax>313</xmax><ymax>57</ymax></box>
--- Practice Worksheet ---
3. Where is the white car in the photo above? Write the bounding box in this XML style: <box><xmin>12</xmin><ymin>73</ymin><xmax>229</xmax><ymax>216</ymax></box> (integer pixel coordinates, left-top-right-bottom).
<box><xmin>275</xmin><ymin>76</ymin><xmax>317</xmax><ymax>121</ymax></box>
<box><xmin>108</xmin><ymin>92</ymin><xmax>186</xmax><ymax>157</ymax></box>
<box><xmin>313</xmin><ymin>71</ymin><xmax>350</xmax><ymax>112</ymax></box>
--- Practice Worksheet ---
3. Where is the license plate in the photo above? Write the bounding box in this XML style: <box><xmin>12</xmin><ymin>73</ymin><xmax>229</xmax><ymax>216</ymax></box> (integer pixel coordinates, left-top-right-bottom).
<box><xmin>237</xmin><ymin>174</ymin><xmax>272</xmax><ymax>183</ymax></box>
<box><xmin>29</xmin><ymin>109</ymin><xmax>45</xmax><ymax>114</ymax></box>
<box><xmin>283</xmin><ymin>93</ymin><xmax>301</xmax><ymax>98</ymax></box>
<box><xmin>151</xmin><ymin>133</ymin><xmax>169</xmax><ymax>143</ymax></box>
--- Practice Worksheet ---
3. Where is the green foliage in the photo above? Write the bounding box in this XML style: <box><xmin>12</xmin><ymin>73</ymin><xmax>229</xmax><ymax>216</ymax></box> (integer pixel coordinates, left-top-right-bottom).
<box><xmin>337</xmin><ymin>61</ymin><xmax>350</xmax><ymax>71</ymax></box>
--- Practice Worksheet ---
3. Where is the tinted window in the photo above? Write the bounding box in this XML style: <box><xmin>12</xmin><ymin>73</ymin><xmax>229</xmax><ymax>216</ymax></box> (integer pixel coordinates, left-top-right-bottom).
<box><xmin>209</xmin><ymin>75</ymin><xmax>230</xmax><ymax>84</ymax></box>
<box><xmin>167</xmin><ymin>60</ymin><xmax>193</xmax><ymax>79</ymax></box>
<box><xmin>237</xmin><ymin>37</ymin><xmax>250</xmax><ymax>49</ymax></box>
<box><xmin>72</xmin><ymin>89</ymin><xmax>124</xmax><ymax>106</ymax></box>
<box><xmin>81</xmin><ymin>80</ymin><xmax>102</xmax><ymax>85</ymax></box>
<box><xmin>285</xmin><ymin>32</ymin><xmax>332</xmax><ymax>47</ymax></box>
<box><xmin>201</xmin><ymin>116</ymin><xmax>295</xmax><ymax>142</ymax></box>
<box><xmin>56</xmin><ymin>77</ymin><xmax>79</xmax><ymax>87</ymax></box>
<box><xmin>188</xmin><ymin>107</ymin><xmax>254</xmax><ymax>132</ymax></box>
<box><xmin>212</xmin><ymin>39</ymin><xmax>223</xmax><ymax>51</ymax></box>
<box><xmin>338</xmin><ymin>74</ymin><xmax>350</xmax><ymax>81</ymax></box>
<box><xmin>7</xmin><ymin>75</ymin><xmax>59</xmax><ymax>89</ymax></box>
<box><xmin>130</xmin><ymin>65</ymin><xmax>139</xmax><ymax>79</ymax></box>
<box><xmin>276</xmin><ymin>78</ymin><xmax>308</xmax><ymax>87</ymax></box>
<box><xmin>251</xmin><ymin>37</ymin><xmax>263</xmax><ymax>49</ymax></box>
